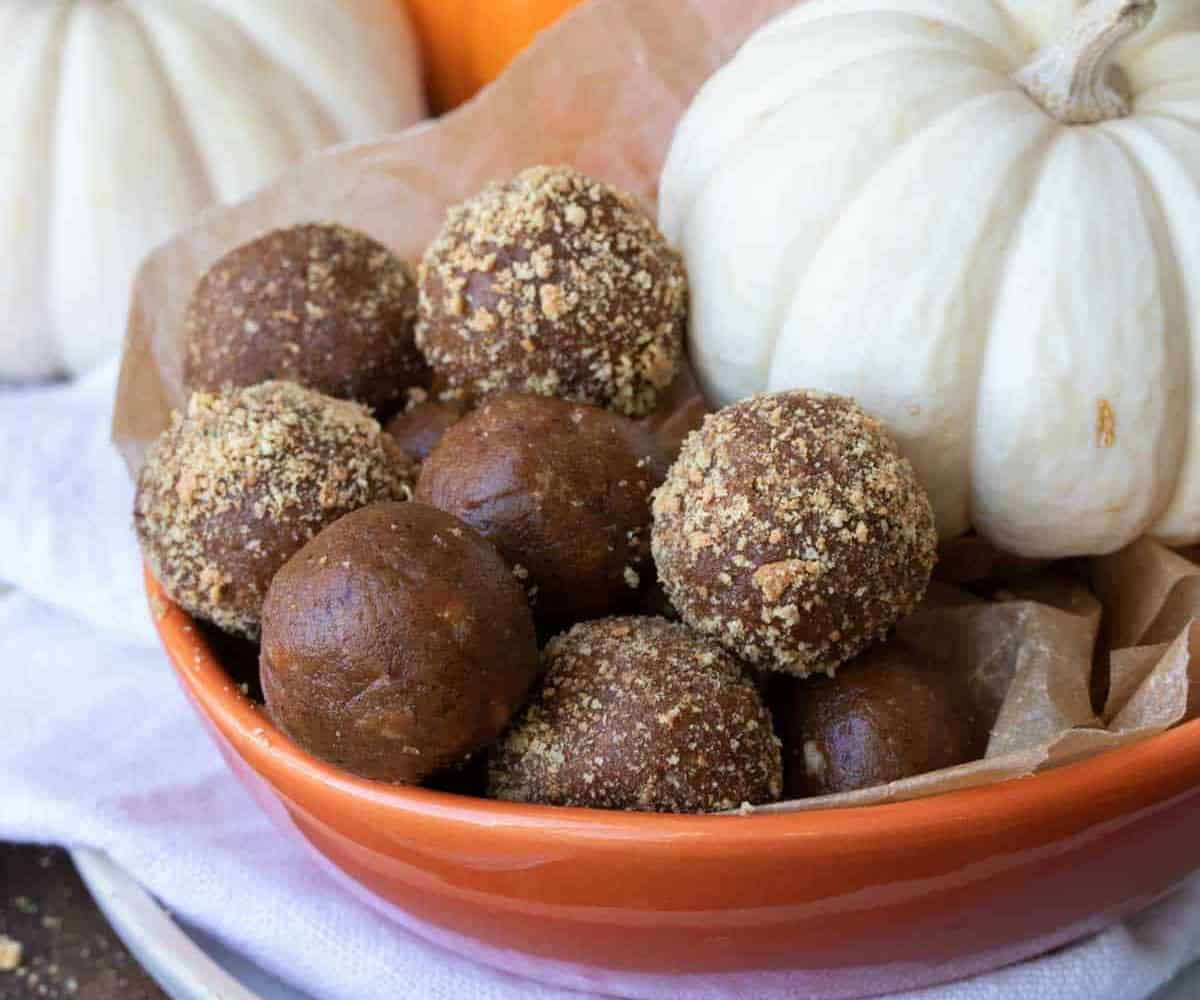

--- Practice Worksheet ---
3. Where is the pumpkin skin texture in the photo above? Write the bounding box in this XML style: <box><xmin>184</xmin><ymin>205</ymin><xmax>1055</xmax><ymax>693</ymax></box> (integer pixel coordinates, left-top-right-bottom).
<box><xmin>660</xmin><ymin>0</ymin><xmax>1200</xmax><ymax>558</ymax></box>
<box><xmin>403</xmin><ymin>0</ymin><xmax>582</xmax><ymax>110</ymax></box>
<box><xmin>0</xmin><ymin>0</ymin><xmax>426</xmax><ymax>379</ymax></box>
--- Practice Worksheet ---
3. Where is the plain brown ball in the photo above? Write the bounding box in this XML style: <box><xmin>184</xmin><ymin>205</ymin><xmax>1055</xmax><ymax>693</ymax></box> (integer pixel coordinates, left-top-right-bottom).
<box><xmin>488</xmin><ymin>616</ymin><xmax>782</xmax><ymax>813</ymax></box>
<box><xmin>415</xmin><ymin>393</ymin><xmax>667</xmax><ymax>625</ymax></box>
<box><xmin>416</xmin><ymin>165</ymin><xmax>686</xmax><ymax>417</ymax></box>
<box><xmin>652</xmin><ymin>390</ymin><xmax>938</xmax><ymax>677</ymax></box>
<box><xmin>134</xmin><ymin>381</ymin><xmax>414</xmax><ymax>639</ymax></box>
<box><xmin>638</xmin><ymin>362</ymin><xmax>709</xmax><ymax>466</ymax></box>
<box><xmin>184</xmin><ymin>223</ymin><xmax>427</xmax><ymax>413</ymax></box>
<box><xmin>782</xmin><ymin>643</ymin><xmax>987</xmax><ymax>797</ymax></box>
<box><xmin>384</xmin><ymin>392</ymin><xmax>468</xmax><ymax>462</ymax></box>
<box><xmin>260</xmin><ymin>502</ymin><xmax>539</xmax><ymax>785</ymax></box>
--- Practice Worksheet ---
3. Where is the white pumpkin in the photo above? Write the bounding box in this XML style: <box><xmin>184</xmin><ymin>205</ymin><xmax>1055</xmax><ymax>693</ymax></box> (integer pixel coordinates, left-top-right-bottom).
<box><xmin>0</xmin><ymin>0</ymin><xmax>426</xmax><ymax>379</ymax></box>
<box><xmin>660</xmin><ymin>0</ymin><xmax>1200</xmax><ymax>557</ymax></box>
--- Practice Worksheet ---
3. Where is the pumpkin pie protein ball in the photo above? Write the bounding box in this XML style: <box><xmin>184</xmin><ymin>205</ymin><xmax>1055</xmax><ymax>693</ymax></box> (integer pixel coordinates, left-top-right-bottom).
<box><xmin>261</xmin><ymin>502</ymin><xmax>538</xmax><ymax>784</ymax></box>
<box><xmin>416</xmin><ymin>165</ymin><xmax>687</xmax><ymax>417</ymax></box>
<box><xmin>416</xmin><ymin>393</ymin><xmax>667</xmax><ymax>625</ymax></box>
<box><xmin>783</xmin><ymin>643</ymin><xmax>985</xmax><ymax>797</ymax></box>
<box><xmin>183</xmin><ymin>223</ymin><xmax>426</xmax><ymax>413</ymax></box>
<box><xmin>134</xmin><ymin>381</ymin><xmax>414</xmax><ymax>639</ymax></box>
<box><xmin>652</xmin><ymin>390</ymin><xmax>937</xmax><ymax>677</ymax></box>
<box><xmin>384</xmin><ymin>389</ymin><xmax>468</xmax><ymax>462</ymax></box>
<box><xmin>488</xmin><ymin>616</ymin><xmax>782</xmax><ymax>812</ymax></box>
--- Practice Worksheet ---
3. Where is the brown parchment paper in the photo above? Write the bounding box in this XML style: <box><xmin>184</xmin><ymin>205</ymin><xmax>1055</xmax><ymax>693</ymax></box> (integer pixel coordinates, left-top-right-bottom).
<box><xmin>111</xmin><ymin>0</ymin><xmax>1200</xmax><ymax>812</ymax></box>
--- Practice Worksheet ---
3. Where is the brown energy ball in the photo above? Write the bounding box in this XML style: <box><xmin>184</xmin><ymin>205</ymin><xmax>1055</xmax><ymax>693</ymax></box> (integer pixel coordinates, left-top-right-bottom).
<box><xmin>488</xmin><ymin>617</ymin><xmax>782</xmax><ymax>812</ymax></box>
<box><xmin>384</xmin><ymin>390</ymin><xmax>468</xmax><ymax>462</ymax></box>
<box><xmin>416</xmin><ymin>393</ymin><xmax>667</xmax><ymax>625</ymax></box>
<box><xmin>639</xmin><ymin>362</ymin><xmax>710</xmax><ymax>465</ymax></box>
<box><xmin>783</xmin><ymin>644</ymin><xmax>986</xmax><ymax>797</ymax></box>
<box><xmin>261</xmin><ymin>502</ymin><xmax>539</xmax><ymax>785</ymax></box>
<box><xmin>416</xmin><ymin>165</ymin><xmax>686</xmax><ymax>417</ymax></box>
<box><xmin>184</xmin><ymin>223</ymin><xmax>426</xmax><ymax>413</ymax></box>
<box><xmin>652</xmin><ymin>390</ymin><xmax>937</xmax><ymax>677</ymax></box>
<box><xmin>134</xmin><ymin>381</ymin><xmax>413</xmax><ymax>639</ymax></box>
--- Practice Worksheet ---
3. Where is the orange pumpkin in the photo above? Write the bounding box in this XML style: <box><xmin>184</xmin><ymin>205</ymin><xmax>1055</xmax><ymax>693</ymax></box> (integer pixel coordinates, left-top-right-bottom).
<box><xmin>404</xmin><ymin>0</ymin><xmax>583</xmax><ymax>111</ymax></box>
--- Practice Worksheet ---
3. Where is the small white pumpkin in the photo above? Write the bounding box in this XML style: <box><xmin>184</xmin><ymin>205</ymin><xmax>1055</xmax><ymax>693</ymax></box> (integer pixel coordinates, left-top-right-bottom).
<box><xmin>660</xmin><ymin>0</ymin><xmax>1200</xmax><ymax>557</ymax></box>
<box><xmin>0</xmin><ymin>0</ymin><xmax>426</xmax><ymax>379</ymax></box>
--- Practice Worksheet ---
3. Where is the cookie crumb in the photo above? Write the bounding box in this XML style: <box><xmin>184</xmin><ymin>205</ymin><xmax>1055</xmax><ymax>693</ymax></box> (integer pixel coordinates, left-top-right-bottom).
<box><xmin>0</xmin><ymin>935</ymin><xmax>22</xmax><ymax>972</ymax></box>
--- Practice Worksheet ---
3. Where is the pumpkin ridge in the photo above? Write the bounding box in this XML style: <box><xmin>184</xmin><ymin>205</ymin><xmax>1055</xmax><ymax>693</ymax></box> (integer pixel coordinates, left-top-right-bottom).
<box><xmin>1100</xmin><ymin>117</ymin><xmax>1200</xmax><ymax>542</ymax></box>
<box><xmin>769</xmin><ymin>10</ymin><xmax>1019</xmax><ymax>71</ymax></box>
<box><xmin>149</xmin><ymin>1</ymin><xmax>344</xmax><ymax>152</ymax></box>
<box><xmin>755</xmin><ymin>1</ymin><xmax>1025</xmax><ymax>65</ymax></box>
<box><xmin>662</xmin><ymin>23</ymin><xmax>993</xmax><ymax>238</ymax></box>
<box><xmin>956</xmin><ymin>121</ymin><xmax>1062</xmax><ymax>538</ymax></box>
<box><xmin>191</xmin><ymin>0</ymin><xmax>370</xmax><ymax>138</ymax></box>
<box><xmin>662</xmin><ymin>10</ymin><xmax>1023</xmax><ymax>240</ymax></box>
<box><xmin>24</xmin><ymin>2</ymin><xmax>73</xmax><ymax>375</ymax></box>
<box><xmin>764</xmin><ymin>87</ymin><xmax>1034</xmax><ymax>379</ymax></box>
<box><xmin>1123</xmin><ymin>29</ymin><xmax>1200</xmax><ymax>80</ymax></box>
<box><xmin>772</xmin><ymin>94</ymin><xmax>1056</xmax><ymax>542</ymax></box>
<box><xmin>675</xmin><ymin>57</ymin><xmax>1011</xmax><ymax>404</ymax></box>
<box><xmin>970</xmin><ymin>128</ymin><xmax>1175</xmax><ymax>554</ymax></box>
<box><xmin>119</xmin><ymin>4</ymin><xmax>218</xmax><ymax>207</ymax></box>
<box><xmin>1138</xmin><ymin>105</ymin><xmax>1200</xmax><ymax>132</ymax></box>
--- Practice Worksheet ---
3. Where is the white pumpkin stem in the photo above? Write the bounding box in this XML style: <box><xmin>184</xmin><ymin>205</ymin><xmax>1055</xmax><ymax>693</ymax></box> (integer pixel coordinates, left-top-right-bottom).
<box><xmin>1014</xmin><ymin>0</ymin><xmax>1156</xmax><ymax>124</ymax></box>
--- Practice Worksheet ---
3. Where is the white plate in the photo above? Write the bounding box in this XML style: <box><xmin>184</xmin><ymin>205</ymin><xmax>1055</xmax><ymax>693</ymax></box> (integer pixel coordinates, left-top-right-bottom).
<box><xmin>71</xmin><ymin>847</ymin><xmax>311</xmax><ymax>1000</ymax></box>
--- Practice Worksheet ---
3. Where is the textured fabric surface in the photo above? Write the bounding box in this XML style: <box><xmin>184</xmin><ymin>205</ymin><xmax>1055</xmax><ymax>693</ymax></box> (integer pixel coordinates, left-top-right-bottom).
<box><xmin>1</xmin><ymin>366</ymin><xmax>1197</xmax><ymax>1000</ymax></box>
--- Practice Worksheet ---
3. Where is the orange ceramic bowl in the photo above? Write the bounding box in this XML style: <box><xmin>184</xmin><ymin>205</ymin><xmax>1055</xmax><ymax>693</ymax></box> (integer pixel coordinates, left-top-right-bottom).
<box><xmin>149</xmin><ymin>568</ymin><xmax>1200</xmax><ymax>999</ymax></box>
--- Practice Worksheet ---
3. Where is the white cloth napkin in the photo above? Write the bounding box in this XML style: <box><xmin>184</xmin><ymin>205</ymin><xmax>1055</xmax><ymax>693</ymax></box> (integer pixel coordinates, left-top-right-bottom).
<box><xmin>2</xmin><ymin>366</ymin><xmax>1199</xmax><ymax>1000</ymax></box>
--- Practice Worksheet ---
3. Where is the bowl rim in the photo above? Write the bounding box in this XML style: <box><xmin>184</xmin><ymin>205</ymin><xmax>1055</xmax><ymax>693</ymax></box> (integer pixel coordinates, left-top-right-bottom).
<box><xmin>149</xmin><ymin>565</ymin><xmax>1200</xmax><ymax>844</ymax></box>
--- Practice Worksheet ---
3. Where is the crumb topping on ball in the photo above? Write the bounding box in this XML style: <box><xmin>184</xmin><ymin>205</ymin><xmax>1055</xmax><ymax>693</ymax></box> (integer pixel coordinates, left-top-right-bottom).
<box><xmin>135</xmin><ymin>381</ymin><xmax>413</xmax><ymax>638</ymax></box>
<box><xmin>416</xmin><ymin>165</ymin><xmax>686</xmax><ymax>417</ymax></box>
<box><xmin>651</xmin><ymin>391</ymin><xmax>937</xmax><ymax>676</ymax></box>
<box><xmin>184</xmin><ymin>223</ymin><xmax>425</xmax><ymax>412</ymax></box>
<box><xmin>488</xmin><ymin>616</ymin><xmax>782</xmax><ymax>813</ymax></box>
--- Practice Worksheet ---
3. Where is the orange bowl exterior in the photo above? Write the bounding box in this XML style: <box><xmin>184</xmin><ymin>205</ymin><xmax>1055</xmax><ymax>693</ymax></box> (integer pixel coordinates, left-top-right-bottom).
<box><xmin>148</xmin><ymin>568</ymin><xmax>1200</xmax><ymax>998</ymax></box>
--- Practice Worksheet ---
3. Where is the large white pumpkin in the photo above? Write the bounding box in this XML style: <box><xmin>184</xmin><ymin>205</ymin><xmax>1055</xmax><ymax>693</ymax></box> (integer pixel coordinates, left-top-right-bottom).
<box><xmin>660</xmin><ymin>0</ymin><xmax>1200</xmax><ymax>557</ymax></box>
<box><xmin>0</xmin><ymin>0</ymin><xmax>425</xmax><ymax>379</ymax></box>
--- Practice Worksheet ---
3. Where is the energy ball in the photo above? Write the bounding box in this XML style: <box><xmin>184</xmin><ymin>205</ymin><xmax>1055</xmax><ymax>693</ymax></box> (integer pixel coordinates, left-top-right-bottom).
<box><xmin>184</xmin><ymin>223</ymin><xmax>426</xmax><ymax>413</ymax></box>
<box><xmin>384</xmin><ymin>390</ymin><xmax>468</xmax><ymax>462</ymax></box>
<box><xmin>652</xmin><ymin>390</ymin><xmax>937</xmax><ymax>677</ymax></box>
<box><xmin>261</xmin><ymin>502</ymin><xmax>538</xmax><ymax>785</ymax></box>
<box><xmin>783</xmin><ymin>644</ymin><xmax>986</xmax><ymax>797</ymax></box>
<box><xmin>415</xmin><ymin>394</ymin><xmax>666</xmax><ymax>625</ymax></box>
<box><xmin>416</xmin><ymin>165</ymin><xmax>686</xmax><ymax>417</ymax></box>
<box><xmin>134</xmin><ymin>381</ymin><xmax>413</xmax><ymax>639</ymax></box>
<box><xmin>488</xmin><ymin>616</ymin><xmax>782</xmax><ymax>813</ymax></box>
<box><xmin>639</xmin><ymin>362</ymin><xmax>710</xmax><ymax>465</ymax></box>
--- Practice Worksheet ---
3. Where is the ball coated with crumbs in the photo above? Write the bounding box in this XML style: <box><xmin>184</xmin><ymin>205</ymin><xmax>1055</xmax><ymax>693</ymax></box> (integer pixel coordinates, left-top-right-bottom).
<box><xmin>134</xmin><ymin>381</ymin><xmax>414</xmax><ymax>639</ymax></box>
<box><xmin>652</xmin><ymin>390</ymin><xmax>937</xmax><ymax>677</ymax></box>
<box><xmin>261</xmin><ymin>502</ymin><xmax>539</xmax><ymax>785</ymax></box>
<box><xmin>487</xmin><ymin>616</ymin><xmax>782</xmax><ymax>813</ymax></box>
<box><xmin>184</xmin><ymin>223</ymin><xmax>426</xmax><ymax>413</ymax></box>
<box><xmin>416</xmin><ymin>393</ymin><xmax>667</xmax><ymax>625</ymax></box>
<box><xmin>416</xmin><ymin>165</ymin><xmax>686</xmax><ymax>417</ymax></box>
